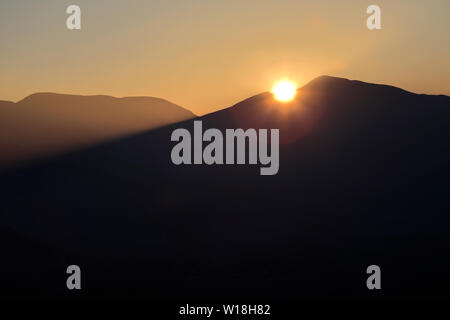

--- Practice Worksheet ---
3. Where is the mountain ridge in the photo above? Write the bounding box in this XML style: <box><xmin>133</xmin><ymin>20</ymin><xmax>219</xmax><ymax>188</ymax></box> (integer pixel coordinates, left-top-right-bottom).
<box><xmin>3</xmin><ymin>75</ymin><xmax>449</xmax><ymax>172</ymax></box>
<box><xmin>1</xmin><ymin>76</ymin><xmax>450</xmax><ymax>298</ymax></box>
<box><xmin>17</xmin><ymin>92</ymin><xmax>194</xmax><ymax>110</ymax></box>
<box><xmin>0</xmin><ymin>92</ymin><xmax>196</xmax><ymax>169</ymax></box>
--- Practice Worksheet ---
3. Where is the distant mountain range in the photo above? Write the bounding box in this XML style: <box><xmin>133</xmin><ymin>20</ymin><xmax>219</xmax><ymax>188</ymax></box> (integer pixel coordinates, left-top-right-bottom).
<box><xmin>1</xmin><ymin>76</ymin><xmax>450</xmax><ymax>299</ymax></box>
<box><xmin>0</xmin><ymin>93</ymin><xmax>195</xmax><ymax>168</ymax></box>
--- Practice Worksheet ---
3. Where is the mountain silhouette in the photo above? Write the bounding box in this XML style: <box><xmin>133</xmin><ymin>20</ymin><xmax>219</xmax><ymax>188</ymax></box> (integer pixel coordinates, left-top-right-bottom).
<box><xmin>0</xmin><ymin>93</ymin><xmax>195</xmax><ymax>169</ymax></box>
<box><xmin>1</xmin><ymin>76</ymin><xmax>450</xmax><ymax>299</ymax></box>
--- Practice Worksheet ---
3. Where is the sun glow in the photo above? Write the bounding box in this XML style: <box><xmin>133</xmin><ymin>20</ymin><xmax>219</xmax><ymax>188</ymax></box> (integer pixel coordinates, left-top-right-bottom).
<box><xmin>272</xmin><ymin>81</ymin><xmax>297</xmax><ymax>102</ymax></box>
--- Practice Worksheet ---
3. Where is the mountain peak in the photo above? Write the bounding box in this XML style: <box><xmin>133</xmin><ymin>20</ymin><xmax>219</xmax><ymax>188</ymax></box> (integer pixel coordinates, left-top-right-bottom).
<box><xmin>303</xmin><ymin>75</ymin><xmax>414</xmax><ymax>97</ymax></box>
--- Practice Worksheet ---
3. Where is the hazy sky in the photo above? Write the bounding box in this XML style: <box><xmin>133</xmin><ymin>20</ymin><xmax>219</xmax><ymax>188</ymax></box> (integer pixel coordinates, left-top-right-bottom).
<box><xmin>1</xmin><ymin>0</ymin><xmax>449</xmax><ymax>114</ymax></box>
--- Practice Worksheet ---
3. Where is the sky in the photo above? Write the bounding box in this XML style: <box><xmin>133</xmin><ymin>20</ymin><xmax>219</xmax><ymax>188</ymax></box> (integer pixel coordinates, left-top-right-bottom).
<box><xmin>1</xmin><ymin>0</ymin><xmax>449</xmax><ymax>115</ymax></box>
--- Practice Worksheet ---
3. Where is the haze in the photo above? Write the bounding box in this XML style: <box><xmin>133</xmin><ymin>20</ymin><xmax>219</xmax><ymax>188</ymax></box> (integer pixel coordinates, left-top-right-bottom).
<box><xmin>1</xmin><ymin>0</ymin><xmax>449</xmax><ymax>115</ymax></box>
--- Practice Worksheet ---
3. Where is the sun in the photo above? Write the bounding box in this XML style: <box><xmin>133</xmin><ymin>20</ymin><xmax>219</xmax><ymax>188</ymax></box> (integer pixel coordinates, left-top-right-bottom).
<box><xmin>272</xmin><ymin>81</ymin><xmax>297</xmax><ymax>102</ymax></box>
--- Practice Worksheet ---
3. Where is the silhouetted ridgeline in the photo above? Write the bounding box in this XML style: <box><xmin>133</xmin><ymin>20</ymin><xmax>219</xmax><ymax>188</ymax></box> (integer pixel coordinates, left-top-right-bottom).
<box><xmin>0</xmin><ymin>93</ymin><xmax>195</xmax><ymax>169</ymax></box>
<box><xmin>1</xmin><ymin>76</ymin><xmax>449</xmax><ymax>299</ymax></box>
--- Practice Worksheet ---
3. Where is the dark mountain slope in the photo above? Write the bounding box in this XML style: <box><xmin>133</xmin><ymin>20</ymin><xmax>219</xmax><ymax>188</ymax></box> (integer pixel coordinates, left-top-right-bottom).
<box><xmin>1</xmin><ymin>76</ymin><xmax>450</xmax><ymax>299</ymax></box>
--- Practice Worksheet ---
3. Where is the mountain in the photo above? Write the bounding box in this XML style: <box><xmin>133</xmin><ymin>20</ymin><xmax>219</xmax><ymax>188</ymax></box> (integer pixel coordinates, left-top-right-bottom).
<box><xmin>1</xmin><ymin>76</ymin><xmax>450</xmax><ymax>299</ymax></box>
<box><xmin>0</xmin><ymin>93</ymin><xmax>195</xmax><ymax>169</ymax></box>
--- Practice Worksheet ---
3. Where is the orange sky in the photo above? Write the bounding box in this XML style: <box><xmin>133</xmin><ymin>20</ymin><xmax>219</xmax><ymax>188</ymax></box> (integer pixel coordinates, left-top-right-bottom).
<box><xmin>1</xmin><ymin>0</ymin><xmax>449</xmax><ymax>115</ymax></box>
